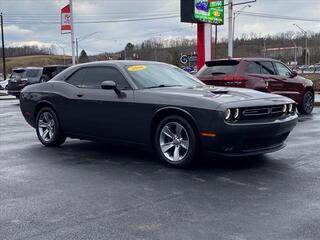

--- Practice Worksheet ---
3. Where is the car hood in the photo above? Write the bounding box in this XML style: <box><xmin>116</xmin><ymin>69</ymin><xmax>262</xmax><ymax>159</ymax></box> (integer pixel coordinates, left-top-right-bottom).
<box><xmin>140</xmin><ymin>86</ymin><xmax>294</xmax><ymax>110</ymax></box>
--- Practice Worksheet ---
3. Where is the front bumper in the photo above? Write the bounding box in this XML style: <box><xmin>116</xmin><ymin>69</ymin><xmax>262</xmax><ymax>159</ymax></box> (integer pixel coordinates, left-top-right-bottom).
<box><xmin>203</xmin><ymin>113</ymin><xmax>298</xmax><ymax>156</ymax></box>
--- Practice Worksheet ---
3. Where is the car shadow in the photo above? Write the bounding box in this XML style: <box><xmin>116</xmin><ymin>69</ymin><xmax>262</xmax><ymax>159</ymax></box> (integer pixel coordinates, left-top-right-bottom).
<box><xmin>52</xmin><ymin>140</ymin><xmax>274</xmax><ymax>173</ymax></box>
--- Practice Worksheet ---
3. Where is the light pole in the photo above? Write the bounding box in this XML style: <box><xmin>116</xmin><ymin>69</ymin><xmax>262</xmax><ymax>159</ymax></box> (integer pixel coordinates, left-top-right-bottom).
<box><xmin>293</xmin><ymin>24</ymin><xmax>308</xmax><ymax>65</ymax></box>
<box><xmin>232</xmin><ymin>5</ymin><xmax>251</xmax><ymax>56</ymax></box>
<box><xmin>291</xmin><ymin>36</ymin><xmax>297</xmax><ymax>64</ymax></box>
<box><xmin>75</xmin><ymin>31</ymin><xmax>99</xmax><ymax>64</ymax></box>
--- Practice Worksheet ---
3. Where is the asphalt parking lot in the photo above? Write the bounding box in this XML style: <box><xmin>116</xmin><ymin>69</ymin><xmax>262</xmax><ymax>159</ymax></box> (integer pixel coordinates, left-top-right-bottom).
<box><xmin>1</xmin><ymin>99</ymin><xmax>320</xmax><ymax>240</ymax></box>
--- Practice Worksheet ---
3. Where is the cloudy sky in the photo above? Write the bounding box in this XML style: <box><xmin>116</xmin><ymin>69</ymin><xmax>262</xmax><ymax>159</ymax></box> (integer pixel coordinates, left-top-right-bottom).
<box><xmin>1</xmin><ymin>0</ymin><xmax>320</xmax><ymax>55</ymax></box>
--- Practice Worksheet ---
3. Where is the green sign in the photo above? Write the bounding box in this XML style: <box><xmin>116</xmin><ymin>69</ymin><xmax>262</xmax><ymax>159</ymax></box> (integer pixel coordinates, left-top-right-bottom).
<box><xmin>194</xmin><ymin>0</ymin><xmax>224</xmax><ymax>25</ymax></box>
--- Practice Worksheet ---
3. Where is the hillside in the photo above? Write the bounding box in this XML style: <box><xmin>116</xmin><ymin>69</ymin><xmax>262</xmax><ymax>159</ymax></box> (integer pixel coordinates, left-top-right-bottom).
<box><xmin>3</xmin><ymin>55</ymin><xmax>72</xmax><ymax>73</ymax></box>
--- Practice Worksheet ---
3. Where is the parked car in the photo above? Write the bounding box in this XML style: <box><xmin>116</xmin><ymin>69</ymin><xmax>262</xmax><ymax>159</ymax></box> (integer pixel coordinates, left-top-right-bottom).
<box><xmin>20</xmin><ymin>61</ymin><xmax>297</xmax><ymax>167</ymax></box>
<box><xmin>0</xmin><ymin>79</ymin><xmax>8</xmax><ymax>90</ymax></box>
<box><xmin>7</xmin><ymin>67</ymin><xmax>43</xmax><ymax>98</ymax></box>
<box><xmin>197</xmin><ymin>58</ymin><xmax>314</xmax><ymax>114</ymax></box>
<box><xmin>40</xmin><ymin>65</ymin><xmax>69</xmax><ymax>82</ymax></box>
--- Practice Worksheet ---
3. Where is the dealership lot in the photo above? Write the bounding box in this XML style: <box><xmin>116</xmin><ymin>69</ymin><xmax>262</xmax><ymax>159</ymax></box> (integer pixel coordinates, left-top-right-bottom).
<box><xmin>1</xmin><ymin>99</ymin><xmax>320</xmax><ymax>240</ymax></box>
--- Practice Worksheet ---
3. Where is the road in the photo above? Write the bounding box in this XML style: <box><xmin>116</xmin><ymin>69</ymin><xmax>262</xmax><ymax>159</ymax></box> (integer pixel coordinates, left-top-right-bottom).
<box><xmin>1</xmin><ymin>99</ymin><xmax>320</xmax><ymax>240</ymax></box>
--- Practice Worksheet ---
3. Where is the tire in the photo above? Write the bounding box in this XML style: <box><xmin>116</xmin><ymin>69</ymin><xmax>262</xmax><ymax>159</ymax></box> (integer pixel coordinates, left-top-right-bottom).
<box><xmin>154</xmin><ymin>115</ymin><xmax>198</xmax><ymax>167</ymax></box>
<box><xmin>298</xmin><ymin>91</ymin><xmax>314</xmax><ymax>114</ymax></box>
<box><xmin>36</xmin><ymin>107</ymin><xmax>66</xmax><ymax>147</ymax></box>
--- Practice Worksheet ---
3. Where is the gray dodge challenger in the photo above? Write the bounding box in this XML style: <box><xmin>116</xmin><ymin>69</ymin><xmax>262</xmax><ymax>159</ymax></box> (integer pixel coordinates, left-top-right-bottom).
<box><xmin>19</xmin><ymin>61</ymin><xmax>298</xmax><ymax>167</ymax></box>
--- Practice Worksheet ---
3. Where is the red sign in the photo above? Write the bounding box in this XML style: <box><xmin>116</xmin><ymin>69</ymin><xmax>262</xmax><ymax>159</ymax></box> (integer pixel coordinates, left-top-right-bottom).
<box><xmin>61</xmin><ymin>4</ymin><xmax>71</xmax><ymax>33</ymax></box>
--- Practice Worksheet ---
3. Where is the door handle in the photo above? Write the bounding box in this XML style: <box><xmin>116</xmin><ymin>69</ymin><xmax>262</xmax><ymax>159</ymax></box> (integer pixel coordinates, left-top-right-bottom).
<box><xmin>77</xmin><ymin>94</ymin><xmax>83</xmax><ymax>97</ymax></box>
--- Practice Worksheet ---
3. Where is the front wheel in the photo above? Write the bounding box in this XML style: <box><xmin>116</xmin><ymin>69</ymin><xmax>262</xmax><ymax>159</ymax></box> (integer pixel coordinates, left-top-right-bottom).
<box><xmin>154</xmin><ymin>115</ymin><xmax>198</xmax><ymax>167</ymax></box>
<box><xmin>298</xmin><ymin>91</ymin><xmax>314</xmax><ymax>114</ymax></box>
<box><xmin>36</xmin><ymin>107</ymin><xmax>66</xmax><ymax>147</ymax></box>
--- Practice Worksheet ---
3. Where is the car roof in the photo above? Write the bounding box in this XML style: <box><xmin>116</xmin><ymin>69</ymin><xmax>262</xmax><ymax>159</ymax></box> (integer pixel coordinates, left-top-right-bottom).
<box><xmin>74</xmin><ymin>60</ymin><xmax>169</xmax><ymax>68</ymax></box>
<box><xmin>43</xmin><ymin>65</ymin><xmax>69</xmax><ymax>68</ymax></box>
<box><xmin>210</xmin><ymin>57</ymin><xmax>279</xmax><ymax>62</ymax></box>
<box><xmin>12</xmin><ymin>67</ymin><xmax>43</xmax><ymax>71</ymax></box>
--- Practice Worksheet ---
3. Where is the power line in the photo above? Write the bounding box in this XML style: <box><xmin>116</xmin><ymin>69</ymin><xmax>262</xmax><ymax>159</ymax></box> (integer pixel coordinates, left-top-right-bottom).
<box><xmin>4</xmin><ymin>14</ymin><xmax>180</xmax><ymax>24</ymax></box>
<box><xmin>240</xmin><ymin>11</ymin><xmax>320</xmax><ymax>22</ymax></box>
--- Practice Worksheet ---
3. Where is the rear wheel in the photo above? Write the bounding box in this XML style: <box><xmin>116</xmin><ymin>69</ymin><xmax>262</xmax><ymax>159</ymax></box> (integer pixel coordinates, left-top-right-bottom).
<box><xmin>298</xmin><ymin>91</ymin><xmax>314</xmax><ymax>114</ymax></box>
<box><xmin>154</xmin><ymin>115</ymin><xmax>198</xmax><ymax>167</ymax></box>
<box><xmin>36</xmin><ymin>107</ymin><xmax>66</xmax><ymax>147</ymax></box>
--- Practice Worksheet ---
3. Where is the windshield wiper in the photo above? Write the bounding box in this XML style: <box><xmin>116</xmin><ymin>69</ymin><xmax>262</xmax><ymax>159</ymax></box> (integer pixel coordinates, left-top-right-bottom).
<box><xmin>145</xmin><ymin>84</ymin><xmax>183</xmax><ymax>89</ymax></box>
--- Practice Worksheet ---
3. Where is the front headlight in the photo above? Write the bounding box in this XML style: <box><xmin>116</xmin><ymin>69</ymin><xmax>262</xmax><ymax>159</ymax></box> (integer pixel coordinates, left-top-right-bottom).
<box><xmin>234</xmin><ymin>108</ymin><xmax>240</xmax><ymax>119</ymax></box>
<box><xmin>282</xmin><ymin>104</ymin><xmax>287</xmax><ymax>113</ymax></box>
<box><xmin>224</xmin><ymin>109</ymin><xmax>231</xmax><ymax>121</ymax></box>
<box><xmin>288</xmin><ymin>103</ymin><xmax>293</xmax><ymax>113</ymax></box>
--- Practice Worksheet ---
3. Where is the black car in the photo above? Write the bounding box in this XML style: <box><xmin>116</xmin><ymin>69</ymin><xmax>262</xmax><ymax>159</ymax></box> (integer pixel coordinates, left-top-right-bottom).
<box><xmin>20</xmin><ymin>61</ymin><xmax>298</xmax><ymax>167</ymax></box>
<box><xmin>7</xmin><ymin>67</ymin><xmax>43</xmax><ymax>98</ymax></box>
<box><xmin>40</xmin><ymin>65</ymin><xmax>69</xmax><ymax>82</ymax></box>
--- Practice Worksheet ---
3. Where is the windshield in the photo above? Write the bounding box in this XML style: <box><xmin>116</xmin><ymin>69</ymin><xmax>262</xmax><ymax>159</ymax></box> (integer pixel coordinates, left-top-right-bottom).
<box><xmin>125</xmin><ymin>64</ymin><xmax>205</xmax><ymax>89</ymax></box>
<box><xmin>11</xmin><ymin>70</ymin><xmax>26</xmax><ymax>78</ymax></box>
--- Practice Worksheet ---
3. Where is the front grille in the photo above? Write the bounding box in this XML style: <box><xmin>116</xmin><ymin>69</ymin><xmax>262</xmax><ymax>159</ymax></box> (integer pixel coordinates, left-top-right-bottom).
<box><xmin>240</xmin><ymin>105</ymin><xmax>286</xmax><ymax>120</ymax></box>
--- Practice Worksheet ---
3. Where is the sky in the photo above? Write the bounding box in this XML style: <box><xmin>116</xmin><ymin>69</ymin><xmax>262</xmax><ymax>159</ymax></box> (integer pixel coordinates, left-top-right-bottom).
<box><xmin>1</xmin><ymin>0</ymin><xmax>320</xmax><ymax>55</ymax></box>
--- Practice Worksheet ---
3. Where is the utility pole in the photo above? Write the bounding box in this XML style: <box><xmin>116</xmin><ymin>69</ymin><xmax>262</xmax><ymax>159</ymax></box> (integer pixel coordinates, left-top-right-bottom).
<box><xmin>263</xmin><ymin>38</ymin><xmax>266</xmax><ymax>58</ymax></box>
<box><xmin>69</xmin><ymin>0</ymin><xmax>75</xmax><ymax>65</ymax></box>
<box><xmin>1</xmin><ymin>13</ymin><xmax>6</xmax><ymax>80</ymax></box>
<box><xmin>228</xmin><ymin>0</ymin><xmax>233</xmax><ymax>58</ymax></box>
<box><xmin>75</xmin><ymin>32</ymin><xmax>98</xmax><ymax>64</ymax></box>
<box><xmin>76</xmin><ymin>38</ymin><xmax>79</xmax><ymax>64</ymax></box>
<box><xmin>293</xmin><ymin>24</ymin><xmax>308</xmax><ymax>65</ymax></box>
<box><xmin>232</xmin><ymin>5</ymin><xmax>251</xmax><ymax>57</ymax></box>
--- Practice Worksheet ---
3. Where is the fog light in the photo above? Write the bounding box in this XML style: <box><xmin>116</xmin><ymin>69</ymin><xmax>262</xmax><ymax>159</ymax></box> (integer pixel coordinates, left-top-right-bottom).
<box><xmin>225</xmin><ymin>109</ymin><xmax>231</xmax><ymax>121</ymax></box>
<box><xmin>234</xmin><ymin>108</ymin><xmax>240</xmax><ymax>119</ymax></box>
<box><xmin>282</xmin><ymin>104</ymin><xmax>287</xmax><ymax>113</ymax></box>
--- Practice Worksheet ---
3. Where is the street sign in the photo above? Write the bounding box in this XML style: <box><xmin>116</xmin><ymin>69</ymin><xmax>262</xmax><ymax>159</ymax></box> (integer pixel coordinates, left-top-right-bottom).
<box><xmin>180</xmin><ymin>55</ymin><xmax>189</xmax><ymax>64</ymax></box>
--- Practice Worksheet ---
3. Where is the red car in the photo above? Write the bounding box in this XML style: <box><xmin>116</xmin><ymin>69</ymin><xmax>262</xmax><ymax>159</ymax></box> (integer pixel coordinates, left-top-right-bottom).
<box><xmin>197</xmin><ymin>58</ymin><xmax>315</xmax><ymax>114</ymax></box>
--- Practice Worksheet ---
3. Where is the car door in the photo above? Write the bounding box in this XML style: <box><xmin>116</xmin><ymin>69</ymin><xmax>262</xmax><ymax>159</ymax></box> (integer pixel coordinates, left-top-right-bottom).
<box><xmin>61</xmin><ymin>67</ymin><xmax>88</xmax><ymax>135</ymax></box>
<box><xmin>272</xmin><ymin>61</ymin><xmax>301</xmax><ymax>101</ymax></box>
<box><xmin>72</xmin><ymin>66</ymin><xmax>135</xmax><ymax>142</ymax></box>
<box><xmin>244</xmin><ymin>61</ymin><xmax>267</xmax><ymax>90</ymax></box>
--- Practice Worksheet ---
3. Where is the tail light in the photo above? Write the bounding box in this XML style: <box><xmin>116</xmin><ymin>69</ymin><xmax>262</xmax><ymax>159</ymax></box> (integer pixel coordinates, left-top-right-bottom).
<box><xmin>223</xmin><ymin>75</ymin><xmax>247</xmax><ymax>87</ymax></box>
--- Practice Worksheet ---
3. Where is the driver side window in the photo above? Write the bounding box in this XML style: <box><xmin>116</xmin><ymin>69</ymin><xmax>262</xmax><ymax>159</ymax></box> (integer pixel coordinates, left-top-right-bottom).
<box><xmin>82</xmin><ymin>67</ymin><xmax>131</xmax><ymax>90</ymax></box>
<box><xmin>274</xmin><ymin>62</ymin><xmax>292</xmax><ymax>77</ymax></box>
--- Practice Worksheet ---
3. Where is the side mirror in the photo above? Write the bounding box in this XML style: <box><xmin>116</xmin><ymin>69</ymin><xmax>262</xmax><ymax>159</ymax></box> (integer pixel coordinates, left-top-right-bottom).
<box><xmin>290</xmin><ymin>71</ymin><xmax>298</xmax><ymax>78</ymax></box>
<box><xmin>101</xmin><ymin>81</ymin><xmax>121</xmax><ymax>95</ymax></box>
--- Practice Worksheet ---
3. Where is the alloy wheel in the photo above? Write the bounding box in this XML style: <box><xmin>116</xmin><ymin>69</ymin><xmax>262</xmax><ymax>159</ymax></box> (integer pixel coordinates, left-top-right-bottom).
<box><xmin>304</xmin><ymin>92</ymin><xmax>314</xmax><ymax>113</ymax></box>
<box><xmin>159</xmin><ymin>122</ymin><xmax>189</xmax><ymax>162</ymax></box>
<box><xmin>38</xmin><ymin>112</ymin><xmax>55</xmax><ymax>142</ymax></box>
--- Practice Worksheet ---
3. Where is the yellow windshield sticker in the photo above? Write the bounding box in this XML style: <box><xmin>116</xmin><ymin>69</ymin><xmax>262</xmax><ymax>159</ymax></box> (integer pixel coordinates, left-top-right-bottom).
<box><xmin>127</xmin><ymin>65</ymin><xmax>146</xmax><ymax>71</ymax></box>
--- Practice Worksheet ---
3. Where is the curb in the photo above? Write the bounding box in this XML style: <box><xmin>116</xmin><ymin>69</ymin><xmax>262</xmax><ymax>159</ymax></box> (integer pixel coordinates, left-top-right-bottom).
<box><xmin>0</xmin><ymin>97</ymin><xmax>17</xmax><ymax>101</ymax></box>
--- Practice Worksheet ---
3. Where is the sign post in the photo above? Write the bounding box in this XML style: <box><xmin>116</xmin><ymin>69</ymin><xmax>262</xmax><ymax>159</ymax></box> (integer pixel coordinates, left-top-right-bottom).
<box><xmin>61</xmin><ymin>1</ymin><xmax>75</xmax><ymax>65</ymax></box>
<box><xmin>181</xmin><ymin>0</ymin><xmax>224</xmax><ymax>70</ymax></box>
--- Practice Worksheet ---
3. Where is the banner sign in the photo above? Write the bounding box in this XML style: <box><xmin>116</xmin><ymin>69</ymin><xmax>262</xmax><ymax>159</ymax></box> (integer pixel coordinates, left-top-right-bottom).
<box><xmin>61</xmin><ymin>4</ymin><xmax>71</xmax><ymax>34</ymax></box>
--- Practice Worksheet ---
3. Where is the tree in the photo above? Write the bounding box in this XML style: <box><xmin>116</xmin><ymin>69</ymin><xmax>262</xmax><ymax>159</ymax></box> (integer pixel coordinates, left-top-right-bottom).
<box><xmin>124</xmin><ymin>42</ymin><xmax>134</xmax><ymax>60</ymax></box>
<box><xmin>79</xmin><ymin>50</ymin><xmax>89</xmax><ymax>63</ymax></box>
